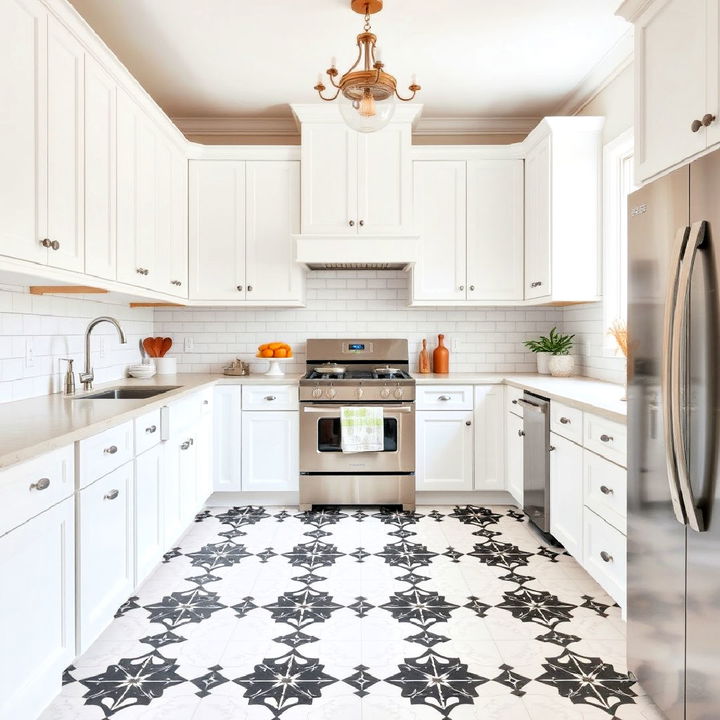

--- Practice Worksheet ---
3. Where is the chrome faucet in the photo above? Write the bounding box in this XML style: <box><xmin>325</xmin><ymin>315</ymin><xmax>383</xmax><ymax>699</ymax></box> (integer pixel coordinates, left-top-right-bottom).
<box><xmin>79</xmin><ymin>316</ymin><xmax>127</xmax><ymax>391</ymax></box>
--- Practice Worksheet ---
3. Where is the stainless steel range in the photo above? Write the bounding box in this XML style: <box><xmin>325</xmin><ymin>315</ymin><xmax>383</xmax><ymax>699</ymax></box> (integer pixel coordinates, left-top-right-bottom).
<box><xmin>299</xmin><ymin>339</ymin><xmax>415</xmax><ymax>511</ymax></box>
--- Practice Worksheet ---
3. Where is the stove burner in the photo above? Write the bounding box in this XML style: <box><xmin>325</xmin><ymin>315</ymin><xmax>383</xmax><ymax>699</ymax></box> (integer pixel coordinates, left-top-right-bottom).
<box><xmin>374</xmin><ymin>365</ymin><xmax>403</xmax><ymax>377</ymax></box>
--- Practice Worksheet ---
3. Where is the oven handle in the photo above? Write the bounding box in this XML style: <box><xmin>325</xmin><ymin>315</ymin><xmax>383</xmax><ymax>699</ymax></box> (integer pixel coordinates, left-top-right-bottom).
<box><xmin>302</xmin><ymin>406</ymin><xmax>413</xmax><ymax>413</ymax></box>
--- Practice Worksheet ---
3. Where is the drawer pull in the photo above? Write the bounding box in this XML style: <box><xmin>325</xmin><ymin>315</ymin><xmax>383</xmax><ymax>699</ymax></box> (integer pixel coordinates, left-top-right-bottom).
<box><xmin>600</xmin><ymin>550</ymin><xmax>614</xmax><ymax>563</ymax></box>
<box><xmin>549</xmin><ymin>445</ymin><xmax>556</xmax><ymax>451</ymax></box>
<box><xmin>600</xmin><ymin>485</ymin><xmax>614</xmax><ymax>495</ymax></box>
<box><xmin>181</xmin><ymin>440</ymin><xmax>191</xmax><ymax>450</ymax></box>
<box><xmin>465</xmin><ymin>420</ymin><xmax>472</xmax><ymax>426</ymax></box>
<box><xmin>30</xmin><ymin>477</ymin><xmax>50</xmax><ymax>491</ymax></box>
<box><xmin>104</xmin><ymin>445</ymin><xmax>118</xmax><ymax>455</ymax></box>
<box><xmin>104</xmin><ymin>489</ymin><xmax>119</xmax><ymax>501</ymax></box>
<box><xmin>264</xmin><ymin>395</ymin><xmax>277</xmax><ymax>401</ymax></box>
<box><xmin>600</xmin><ymin>434</ymin><xmax>614</xmax><ymax>443</ymax></box>
<box><xmin>511</xmin><ymin>399</ymin><xmax>518</xmax><ymax>404</ymax></box>
<box><xmin>559</xmin><ymin>417</ymin><xmax>571</xmax><ymax>424</ymax></box>
<box><xmin>530</xmin><ymin>280</ymin><xmax>543</xmax><ymax>288</ymax></box>
<box><xmin>438</xmin><ymin>395</ymin><xmax>451</xmax><ymax>401</ymax></box>
<box><xmin>145</xmin><ymin>425</ymin><xmax>157</xmax><ymax>434</ymax></box>
<box><xmin>518</xmin><ymin>429</ymin><xmax>525</xmax><ymax>437</ymax></box>
<box><xmin>203</xmin><ymin>399</ymin><xmax>209</xmax><ymax>405</ymax></box>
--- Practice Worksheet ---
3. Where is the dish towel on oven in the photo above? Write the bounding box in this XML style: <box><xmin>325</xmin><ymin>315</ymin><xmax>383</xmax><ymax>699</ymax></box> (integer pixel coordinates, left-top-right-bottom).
<box><xmin>340</xmin><ymin>406</ymin><xmax>384</xmax><ymax>453</ymax></box>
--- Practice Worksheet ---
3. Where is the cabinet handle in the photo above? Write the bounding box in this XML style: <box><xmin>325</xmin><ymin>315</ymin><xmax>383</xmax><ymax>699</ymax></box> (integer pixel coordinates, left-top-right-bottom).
<box><xmin>438</xmin><ymin>395</ymin><xmax>451</xmax><ymax>401</ymax></box>
<box><xmin>104</xmin><ymin>489</ymin><xmax>119</xmax><ymax>501</ymax></box>
<box><xmin>136</xmin><ymin>267</ymin><xmax>149</xmax><ymax>276</ymax></box>
<box><xmin>549</xmin><ymin>445</ymin><xmax>556</xmax><ymax>451</ymax></box>
<box><xmin>30</xmin><ymin>477</ymin><xmax>50</xmax><ymax>491</ymax></box>
<box><xmin>203</xmin><ymin>399</ymin><xmax>209</xmax><ymax>405</ymax></box>
<box><xmin>181</xmin><ymin>440</ymin><xmax>191</xmax><ymax>450</ymax></box>
<box><xmin>264</xmin><ymin>395</ymin><xmax>277</xmax><ymax>401</ymax></box>
<box><xmin>600</xmin><ymin>550</ymin><xmax>613</xmax><ymax>563</ymax></box>
<box><xmin>469</xmin><ymin>285</ymin><xmax>475</xmax><ymax>291</ymax></box>
<box><xmin>236</xmin><ymin>285</ymin><xmax>243</xmax><ymax>292</ymax></box>
<box><xmin>691</xmin><ymin>118</ymin><xmax>703</xmax><ymax>133</ymax></box>
<box><xmin>171</xmin><ymin>280</ymin><xmax>183</xmax><ymax>286</ymax></box>
<box><xmin>530</xmin><ymin>281</ymin><xmax>543</xmax><ymax>288</ymax></box>
<box><xmin>104</xmin><ymin>445</ymin><xmax>118</xmax><ymax>455</ymax></box>
<box><xmin>358</xmin><ymin>220</ymin><xmax>364</xmax><ymax>227</ymax></box>
<box><xmin>702</xmin><ymin>113</ymin><xmax>716</xmax><ymax>127</ymax></box>
<box><xmin>518</xmin><ymin>429</ymin><xmax>525</xmax><ymax>437</ymax></box>
<box><xmin>145</xmin><ymin>425</ymin><xmax>157</xmax><ymax>434</ymax></box>
<box><xmin>348</xmin><ymin>220</ymin><xmax>355</xmax><ymax>227</ymax></box>
<box><xmin>459</xmin><ymin>285</ymin><xmax>464</xmax><ymax>291</ymax></box>
<box><xmin>465</xmin><ymin>420</ymin><xmax>472</xmax><ymax>426</ymax></box>
<box><xmin>559</xmin><ymin>416</ymin><xmax>571</xmax><ymax>424</ymax></box>
<box><xmin>600</xmin><ymin>485</ymin><xmax>614</xmax><ymax>495</ymax></box>
<box><xmin>247</xmin><ymin>285</ymin><xmax>253</xmax><ymax>292</ymax></box>
<box><xmin>600</xmin><ymin>434</ymin><xmax>613</xmax><ymax>443</ymax></box>
<box><xmin>41</xmin><ymin>238</ymin><xmax>52</xmax><ymax>248</ymax></box>
<box><xmin>511</xmin><ymin>399</ymin><xmax>518</xmax><ymax>404</ymax></box>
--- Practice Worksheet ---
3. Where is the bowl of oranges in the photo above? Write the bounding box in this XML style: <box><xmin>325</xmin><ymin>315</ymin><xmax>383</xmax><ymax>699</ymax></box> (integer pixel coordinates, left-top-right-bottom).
<box><xmin>256</xmin><ymin>342</ymin><xmax>293</xmax><ymax>376</ymax></box>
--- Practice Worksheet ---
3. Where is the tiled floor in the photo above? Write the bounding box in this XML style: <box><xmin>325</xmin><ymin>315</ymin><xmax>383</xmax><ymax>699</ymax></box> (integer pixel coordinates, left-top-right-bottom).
<box><xmin>42</xmin><ymin>506</ymin><xmax>666</xmax><ymax>720</ymax></box>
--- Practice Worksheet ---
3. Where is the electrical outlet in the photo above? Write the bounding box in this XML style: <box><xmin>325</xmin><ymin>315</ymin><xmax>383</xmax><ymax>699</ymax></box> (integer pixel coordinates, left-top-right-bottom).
<box><xmin>452</xmin><ymin>338</ymin><xmax>460</xmax><ymax>352</ymax></box>
<box><xmin>184</xmin><ymin>337</ymin><xmax>194</xmax><ymax>352</ymax></box>
<box><xmin>25</xmin><ymin>338</ymin><xmax>35</xmax><ymax>368</ymax></box>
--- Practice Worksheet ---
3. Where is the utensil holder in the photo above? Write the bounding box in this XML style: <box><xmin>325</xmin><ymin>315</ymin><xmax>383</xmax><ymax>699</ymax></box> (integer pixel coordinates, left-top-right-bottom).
<box><xmin>154</xmin><ymin>357</ymin><xmax>177</xmax><ymax>374</ymax></box>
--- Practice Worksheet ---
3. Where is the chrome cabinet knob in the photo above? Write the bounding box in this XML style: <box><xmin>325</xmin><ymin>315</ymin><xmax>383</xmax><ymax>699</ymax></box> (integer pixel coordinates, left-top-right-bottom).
<box><xmin>469</xmin><ymin>285</ymin><xmax>475</xmax><ymax>291</ymax></box>
<box><xmin>465</xmin><ymin>420</ymin><xmax>472</xmax><ymax>426</ymax></box>
<box><xmin>459</xmin><ymin>285</ymin><xmax>464</xmax><ymax>291</ymax></box>
<box><xmin>104</xmin><ymin>489</ymin><xmax>119</xmax><ymax>501</ymax></box>
<box><xmin>41</xmin><ymin>238</ymin><xmax>52</xmax><ymax>248</ymax></box>
<box><xmin>703</xmin><ymin>113</ymin><xmax>716</xmax><ymax>127</ymax></box>
<box><xmin>559</xmin><ymin>417</ymin><xmax>571</xmax><ymax>424</ymax></box>
<box><xmin>530</xmin><ymin>280</ymin><xmax>543</xmax><ymax>288</ymax></box>
<box><xmin>171</xmin><ymin>280</ymin><xmax>183</xmax><ymax>286</ymax></box>
<box><xmin>247</xmin><ymin>285</ymin><xmax>253</xmax><ymax>292</ymax></box>
<box><xmin>600</xmin><ymin>485</ymin><xmax>614</xmax><ymax>495</ymax></box>
<box><xmin>438</xmin><ymin>395</ymin><xmax>451</xmax><ymax>401</ymax></box>
<box><xmin>348</xmin><ymin>220</ymin><xmax>355</xmax><ymax>227</ymax></box>
<box><xmin>104</xmin><ymin>445</ymin><xmax>118</xmax><ymax>455</ymax></box>
<box><xmin>600</xmin><ymin>550</ymin><xmax>614</xmax><ymax>563</ymax></box>
<box><xmin>511</xmin><ymin>399</ymin><xmax>518</xmax><ymax>404</ymax></box>
<box><xmin>358</xmin><ymin>220</ymin><xmax>364</xmax><ymax>227</ymax></box>
<box><xmin>518</xmin><ymin>429</ymin><xmax>525</xmax><ymax>437</ymax></box>
<box><xmin>145</xmin><ymin>425</ymin><xmax>157</xmax><ymax>434</ymax></box>
<box><xmin>30</xmin><ymin>477</ymin><xmax>50</xmax><ymax>491</ymax></box>
<box><xmin>181</xmin><ymin>440</ymin><xmax>191</xmax><ymax>450</ymax></box>
<box><xmin>264</xmin><ymin>395</ymin><xmax>277</xmax><ymax>401</ymax></box>
<box><xmin>600</xmin><ymin>434</ymin><xmax>613</xmax><ymax>443</ymax></box>
<box><xmin>549</xmin><ymin>445</ymin><xmax>556</xmax><ymax>451</ymax></box>
<box><xmin>236</xmin><ymin>285</ymin><xmax>243</xmax><ymax>291</ymax></box>
<box><xmin>691</xmin><ymin>118</ymin><xmax>703</xmax><ymax>133</ymax></box>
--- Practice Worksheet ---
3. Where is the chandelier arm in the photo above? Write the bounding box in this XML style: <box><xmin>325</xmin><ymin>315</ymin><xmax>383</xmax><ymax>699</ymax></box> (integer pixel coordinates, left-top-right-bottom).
<box><xmin>395</xmin><ymin>89</ymin><xmax>417</xmax><ymax>102</ymax></box>
<box><xmin>327</xmin><ymin>72</ymin><xmax>341</xmax><ymax>89</ymax></box>
<box><xmin>346</xmin><ymin>41</ymin><xmax>364</xmax><ymax>74</ymax></box>
<box><xmin>316</xmin><ymin>86</ymin><xmax>342</xmax><ymax>102</ymax></box>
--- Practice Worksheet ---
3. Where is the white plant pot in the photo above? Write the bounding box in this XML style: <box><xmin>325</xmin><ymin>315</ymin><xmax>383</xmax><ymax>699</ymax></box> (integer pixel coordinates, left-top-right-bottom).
<box><xmin>548</xmin><ymin>355</ymin><xmax>575</xmax><ymax>377</ymax></box>
<box><xmin>536</xmin><ymin>352</ymin><xmax>552</xmax><ymax>375</ymax></box>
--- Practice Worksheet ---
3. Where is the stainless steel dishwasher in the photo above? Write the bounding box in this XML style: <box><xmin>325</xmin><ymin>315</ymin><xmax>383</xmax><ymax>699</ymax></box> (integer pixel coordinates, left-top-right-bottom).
<box><xmin>518</xmin><ymin>391</ymin><xmax>552</xmax><ymax>535</ymax></box>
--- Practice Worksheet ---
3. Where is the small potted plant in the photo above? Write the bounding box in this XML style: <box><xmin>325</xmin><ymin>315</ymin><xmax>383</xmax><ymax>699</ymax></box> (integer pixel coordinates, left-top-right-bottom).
<box><xmin>524</xmin><ymin>327</ymin><xmax>576</xmax><ymax>376</ymax></box>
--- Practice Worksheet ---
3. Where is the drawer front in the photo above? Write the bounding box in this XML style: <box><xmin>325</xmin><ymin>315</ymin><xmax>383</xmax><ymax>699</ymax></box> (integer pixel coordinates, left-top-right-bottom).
<box><xmin>167</xmin><ymin>389</ymin><xmax>214</xmax><ymax>436</ymax></box>
<box><xmin>584</xmin><ymin>412</ymin><xmax>627</xmax><ymax>466</ymax></box>
<box><xmin>242</xmin><ymin>384</ymin><xmax>298</xmax><ymax>411</ymax></box>
<box><xmin>78</xmin><ymin>421</ymin><xmax>134</xmax><ymax>488</ymax></box>
<box><xmin>0</xmin><ymin>446</ymin><xmax>75</xmax><ymax>536</ymax></box>
<box><xmin>506</xmin><ymin>385</ymin><xmax>524</xmax><ymax>417</ymax></box>
<box><xmin>134</xmin><ymin>408</ymin><xmax>162</xmax><ymax>456</ymax></box>
<box><xmin>550</xmin><ymin>401</ymin><xmax>583</xmax><ymax>443</ymax></box>
<box><xmin>584</xmin><ymin>450</ymin><xmax>626</xmax><ymax>533</ymax></box>
<box><xmin>583</xmin><ymin>507</ymin><xmax>626</xmax><ymax>606</ymax></box>
<box><xmin>416</xmin><ymin>385</ymin><xmax>473</xmax><ymax>411</ymax></box>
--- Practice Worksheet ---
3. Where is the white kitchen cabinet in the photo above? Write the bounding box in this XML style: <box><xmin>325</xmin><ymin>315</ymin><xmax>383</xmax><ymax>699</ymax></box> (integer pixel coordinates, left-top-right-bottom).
<box><xmin>583</xmin><ymin>506</ymin><xmax>627</xmax><ymax>607</ymax></box>
<box><xmin>213</xmin><ymin>385</ymin><xmax>243</xmax><ymax>492</ymax></box>
<box><xmin>83</xmin><ymin>53</ymin><xmax>116</xmax><ymax>281</ymax></box>
<box><xmin>523</xmin><ymin>118</ymin><xmax>603</xmax><ymax>303</ymax></box>
<box><xmin>177</xmin><ymin>433</ymin><xmax>199</xmax><ymax>526</ymax></box>
<box><xmin>0</xmin><ymin>497</ymin><xmax>75</xmax><ymax>720</ymax></box>
<box><xmin>241</xmin><ymin>411</ymin><xmax>299</xmax><ymax>492</ymax></box>
<box><xmin>196</xmin><ymin>401</ymin><xmax>214</xmax><ymax>506</ymax></box>
<box><xmin>134</xmin><ymin>444</ymin><xmax>164</xmax><ymax>587</ymax></box>
<box><xmin>549</xmin><ymin>431</ymin><xmax>584</xmax><ymax>558</ymax></box>
<box><xmin>416</xmin><ymin>410</ymin><xmax>474</xmax><ymax>491</ymax></box>
<box><xmin>412</xmin><ymin>161</ymin><xmax>467</xmax><ymax>302</ymax></box>
<box><xmin>466</xmin><ymin>159</ymin><xmax>524</xmax><ymax>301</ymax></box>
<box><xmin>77</xmin><ymin>462</ymin><xmax>134</xmax><ymax>653</ymax></box>
<box><xmin>506</xmin><ymin>410</ymin><xmax>524</xmax><ymax>506</ymax></box>
<box><xmin>473</xmin><ymin>386</ymin><xmax>505</xmax><ymax>490</ymax></box>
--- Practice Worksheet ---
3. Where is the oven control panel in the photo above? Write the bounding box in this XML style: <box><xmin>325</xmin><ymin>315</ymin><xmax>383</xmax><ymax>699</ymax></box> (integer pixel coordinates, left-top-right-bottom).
<box><xmin>299</xmin><ymin>383</ymin><xmax>415</xmax><ymax>402</ymax></box>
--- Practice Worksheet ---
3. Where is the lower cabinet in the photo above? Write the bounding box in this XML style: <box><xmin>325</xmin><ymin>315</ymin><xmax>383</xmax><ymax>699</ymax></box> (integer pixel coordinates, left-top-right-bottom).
<box><xmin>0</xmin><ymin>497</ymin><xmax>75</xmax><ymax>720</ymax></box>
<box><xmin>213</xmin><ymin>385</ymin><xmax>242</xmax><ymax>491</ymax></box>
<box><xmin>77</xmin><ymin>462</ymin><xmax>134</xmax><ymax>654</ymax></box>
<box><xmin>416</xmin><ymin>410</ymin><xmax>474</xmax><ymax>491</ymax></box>
<box><xmin>473</xmin><ymin>386</ymin><xmax>505</xmax><ymax>490</ymax></box>
<box><xmin>549</xmin><ymin>431</ymin><xmax>583</xmax><ymax>558</ymax></box>
<box><xmin>505</xmin><ymin>410</ymin><xmax>524</xmax><ymax>506</ymax></box>
<box><xmin>134</xmin><ymin>444</ymin><xmax>164</xmax><ymax>587</ymax></box>
<box><xmin>164</xmin><ymin>430</ymin><xmax>198</xmax><ymax>544</ymax></box>
<box><xmin>241</xmin><ymin>411</ymin><xmax>299</xmax><ymax>491</ymax></box>
<box><xmin>583</xmin><ymin>506</ymin><xmax>627</xmax><ymax>607</ymax></box>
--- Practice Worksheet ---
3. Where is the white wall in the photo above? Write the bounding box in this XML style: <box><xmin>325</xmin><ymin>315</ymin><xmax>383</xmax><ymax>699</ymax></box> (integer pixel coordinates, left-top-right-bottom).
<box><xmin>0</xmin><ymin>285</ymin><xmax>151</xmax><ymax>403</ymax></box>
<box><xmin>154</xmin><ymin>270</ymin><xmax>565</xmax><ymax>375</ymax></box>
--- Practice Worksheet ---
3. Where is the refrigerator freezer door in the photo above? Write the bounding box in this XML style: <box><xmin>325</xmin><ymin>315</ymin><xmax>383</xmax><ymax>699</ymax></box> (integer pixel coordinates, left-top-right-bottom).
<box><xmin>627</xmin><ymin>165</ymin><xmax>688</xmax><ymax>720</ymax></box>
<box><xmin>685</xmin><ymin>152</ymin><xmax>720</xmax><ymax>720</ymax></box>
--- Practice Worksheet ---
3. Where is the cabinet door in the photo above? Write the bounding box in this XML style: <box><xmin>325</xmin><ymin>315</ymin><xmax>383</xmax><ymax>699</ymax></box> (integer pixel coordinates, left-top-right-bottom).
<box><xmin>549</xmin><ymin>431</ymin><xmax>583</xmax><ymax>558</ymax></box>
<box><xmin>196</xmin><ymin>411</ymin><xmax>214</xmax><ymax>507</ymax></box>
<box><xmin>163</xmin><ymin>438</ymin><xmax>184</xmax><ymax>546</ymax></box>
<box><xmin>46</xmin><ymin>14</ymin><xmax>84</xmax><ymax>272</ymax></box>
<box><xmin>241</xmin><ymin>411</ymin><xmax>299</xmax><ymax>491</ymax></box>
<box><xmin>524</xmin><ymin>139</ymin><xmax>551</xmax><ymax>299</ymax></box>
<box><xmin>135</xmin><ymin>114</ymin><xmax>158</xmax><ymax>282</ymax></box>
<box><xmin>412</xmin><ymin>161</ymin><xmax>467</xmax><ymax>301</ymax></box>
<box><xmin>300</xmin><ymin>123</ymin><xmax>357</xmax><ymax>235</ymax></box>
<box><xmin>78</xmin><ymin>463</ymin><xmax>134</xmax><ymax>653</ymax></box>
<box><xmin>189</xmin><ymin>160</ymin><xmax>247</xmax><ymax>300</ymax></box>
<box><xmin>635</xmin><ymin>0</ymin><xmax>708</xmax><ymax>181</ymax></box>
<box><xmin>178</xmin><ymin>432</ymin><xmax>199</xmax><ymax>525</ymax></box>
<box><xmin>168</xmin><ymin>149</ymin><xmax>188</xmax><ymax>296</ymax></box>
<box><xmin>213</xmin><ymin>385</ymin><xmax>242</xmax><ymax>491</ymax></box>
<box><xmin>152</xmin><ymin>136</ymin><xmax>173</xmax><ymax>293</ymax></box>
<box><xmin>357</xmin><ymin>125</ymin><xmax>412</xmax><ymax>234</ymax></box>
<box><xmin>0</xmin><ymin>497</ymin><xmax>74</xmax><ymax>720</ymax></box>
<box><xmin>84</xmin><ymin>53</ymin><xmax>116</xmax><ymax>280</ymax></box>
<box><xmin>474</xmin><ymin>386</ymin><xmax>505</xmax><ymax>490</ymax></box>
<box><xmin>245</xmin><ymin>161</ymin><xmax>302</xmax><ymax>302</ymax></box>
<box><xmin>0</xmin><ymin>0</ymin><xmax>46</xmax><ymax>265</ymax></box>
<box><xmin>467</xmin><ymin>159</ymin><xmax>524</xmax><ymax>301</ymax></box>
<box><xmin>416</xmin><ymin>410</ymin><xmax>473</xmax><ymax>491</ymax></box>
<box><xmin>134</xmin><ymin>445</ymin><xmax>163</xmax><ymax>587</ymax></box>
<box><xmin>506</xmin><ymin>411</ymin><xmax>524</xmax><ymax>506</ymax></box>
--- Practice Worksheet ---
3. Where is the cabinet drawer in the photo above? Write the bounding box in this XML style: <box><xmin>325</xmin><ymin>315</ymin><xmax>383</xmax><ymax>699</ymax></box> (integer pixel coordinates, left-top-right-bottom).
<box><xmin>550</xmin><ymin>401</ymin><xmax>583</xmax><ymax>443</ymax></box>
<box><xmin>0</xmin><ymin>446</ymin><xmax>75</xmax><ymax>536</ymax></box>
<box><xmin>416</xmin><ymin>385</ymin><xmax>473</xmax><ymax>411</ymax></box>
<box><xmin>506</xmin><ymin>385</ymin><xmax>524</xmax><ymax>417</ymax></box>
<box><xmin>77</xmin><ymin>421</ymin><xmax>133</xmax><ymax>489</ymax></box>
<box><xmin>134</xmin><ymin>408</ymin><xmax>162</xmax><ymax>456</ymax></box>
<box><xmin>584</xmin><ymin>450</ymin><xmax>626</xmax><ymax>534</ymax></box>
<box><xmin>242</xmin><ymin>384</ymin><xmax>298</xmax><ymax>411</ymax></box>
<box><xmin>583</xmin><ymin>507</ymin><xmax>626</xmax><ymax>606</ymax></box>
<box><xmin>166</xmin><ymin>388</ymin><xmax>214</xmax><ymax>437</ymax></box>
<box><xmin>584</xmin><ymin>413</ymin><xmax>627</xmax><ymax>466</ymax></box>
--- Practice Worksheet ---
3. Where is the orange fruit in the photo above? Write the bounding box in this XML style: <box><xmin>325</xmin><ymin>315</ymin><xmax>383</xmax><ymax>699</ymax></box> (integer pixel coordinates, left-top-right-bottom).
<box><xmin>287</xmin><ymin>350</ymin><xmax>293</xmax><ymax>358</ymax></box>
<box><xmin>261</xmin><ymin>348</ymin><xmax>274</xmax><ymax>358</ymax></box>
<box><xmin>258</xmin><ymin>343</ymin><xmax>270</xmax><ymax>351</ymax></box>
<box><xmin>274</xmin><ymin>348</ymin><xmax>288</xmax><ymax>358</ymax></box>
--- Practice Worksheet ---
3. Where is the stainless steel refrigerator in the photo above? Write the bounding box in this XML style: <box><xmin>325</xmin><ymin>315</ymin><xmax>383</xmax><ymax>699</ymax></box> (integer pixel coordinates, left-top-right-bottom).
<box><xmin>628</xmin><ymin>152</ymin><xmax>720</xmax><ymax>720</ymax></box>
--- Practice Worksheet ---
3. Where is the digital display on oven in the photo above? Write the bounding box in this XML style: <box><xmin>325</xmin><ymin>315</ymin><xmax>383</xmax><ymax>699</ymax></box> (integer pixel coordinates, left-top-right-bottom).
<box><xmin>348</xmin><ymin>343</ymin><xmax>365</xmax><ymax>351</ymax></box>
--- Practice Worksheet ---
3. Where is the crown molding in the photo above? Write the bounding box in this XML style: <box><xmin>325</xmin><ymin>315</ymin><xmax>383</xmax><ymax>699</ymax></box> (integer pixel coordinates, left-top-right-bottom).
<box><xmin>414</xmin><ymin>116</ymin><xmax>540</xmax><ymax>136</ymax></box>
<box><xmin>615</xmin><ymin>0</ymin><xmax>656</xmax><ymax>22</ymax></box>
<box><xmin>554</xmin><ymin>27</ymin><xmax>634</xmax><ymax>116</ymax></box>
<box><xmin>173</xmin><ymin>116</ymin><xmax>300</xmax><ymax>137</ymax></box>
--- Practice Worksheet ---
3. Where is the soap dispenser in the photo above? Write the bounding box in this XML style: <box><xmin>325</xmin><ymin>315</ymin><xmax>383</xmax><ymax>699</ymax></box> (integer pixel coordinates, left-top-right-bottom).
<box><xmin>61</xmin><ymin>358</ymin><xmax>75</xmax><ymax>395</ymax></box>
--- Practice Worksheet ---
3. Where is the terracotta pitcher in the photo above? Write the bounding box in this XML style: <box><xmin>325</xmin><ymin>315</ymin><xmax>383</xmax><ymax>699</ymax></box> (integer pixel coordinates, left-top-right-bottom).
<box><xmin>433</xmin><ymin>334</ymin><xmax>449</xmax><ymax>374</ymax></box>
<box><xmin>418</xmin><ymin>339</ymin><xmax>431</xmax><ymax>374</ymax></box>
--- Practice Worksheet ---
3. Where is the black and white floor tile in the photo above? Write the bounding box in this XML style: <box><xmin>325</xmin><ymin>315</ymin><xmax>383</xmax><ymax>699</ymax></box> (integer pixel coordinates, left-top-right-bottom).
<box><xmin>41</xmin><ymin>505</ymin><xmax>666</xmax><ymax>720</ymax></box>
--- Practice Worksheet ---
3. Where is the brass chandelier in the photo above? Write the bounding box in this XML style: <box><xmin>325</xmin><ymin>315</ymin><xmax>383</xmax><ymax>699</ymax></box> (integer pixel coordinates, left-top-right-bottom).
<box><xmin>313</xmin><ymin>0</ymin><xmax>421</xmax><ymax>132</ymax></box>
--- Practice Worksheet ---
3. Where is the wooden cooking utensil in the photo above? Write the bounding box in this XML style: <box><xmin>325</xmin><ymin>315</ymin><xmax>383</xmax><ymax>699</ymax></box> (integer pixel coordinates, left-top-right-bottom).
<box><xmin>160</xmin><ymin>338</ymin><xmax>173</xmax><ymax>357</ymax></box>
<box><xmin>152</xmin><ymin>337</ymin><xmax>163</xmax><ymax>357</ymax></box>
<box><xmin>142</xmin><ymin>337</ymin><xmax>157</xmax><ymax>358</ymax></box>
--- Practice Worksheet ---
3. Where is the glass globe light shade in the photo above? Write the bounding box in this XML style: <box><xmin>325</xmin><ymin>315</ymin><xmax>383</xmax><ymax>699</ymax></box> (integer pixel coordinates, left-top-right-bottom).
<box><xmin>339</xmin><ymin>89</ymin><xmax>395</xmax><ymax>133</ymax></box>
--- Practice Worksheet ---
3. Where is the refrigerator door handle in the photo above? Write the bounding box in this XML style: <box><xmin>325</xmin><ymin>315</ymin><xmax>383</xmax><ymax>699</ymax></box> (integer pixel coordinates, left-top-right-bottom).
<box><xmin>670</xmin><ymin>220</ymin><xmax>708</xmax><ymax>533</ymax></box>
<box><xmin>661</xmin><ymin>224</ymin><xmax>690</xmax><ymax>526</ymax></box>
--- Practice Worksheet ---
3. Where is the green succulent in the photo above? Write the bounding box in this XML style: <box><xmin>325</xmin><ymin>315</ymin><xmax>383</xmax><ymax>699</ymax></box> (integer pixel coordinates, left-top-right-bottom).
<box><xmin>523</xmin><ymin>327</ymin><xmax>575</xmax><ymax>356</ymax></box>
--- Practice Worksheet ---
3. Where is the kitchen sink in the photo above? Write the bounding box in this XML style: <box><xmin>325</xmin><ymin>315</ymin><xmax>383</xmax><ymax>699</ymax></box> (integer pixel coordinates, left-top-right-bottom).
<box><xmin>73</xmin><ymin>386</ymin><xmax>181</xmax><ymax>400</ymax></box>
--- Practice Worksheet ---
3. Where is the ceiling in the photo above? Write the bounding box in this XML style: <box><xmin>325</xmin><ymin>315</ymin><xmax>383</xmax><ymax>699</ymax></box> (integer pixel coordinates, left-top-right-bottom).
<box><xmin>68</xmin><ymin>0</ymin><xmax>630</xmax><ymax>122</ymax></box>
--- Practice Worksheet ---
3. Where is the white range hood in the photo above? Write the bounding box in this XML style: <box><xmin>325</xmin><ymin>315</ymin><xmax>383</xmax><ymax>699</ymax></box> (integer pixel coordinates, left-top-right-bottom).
<box><xmin>294</xmin><ymin>234</ymin><xmax>419</xmax><ymax>271</ymax></box>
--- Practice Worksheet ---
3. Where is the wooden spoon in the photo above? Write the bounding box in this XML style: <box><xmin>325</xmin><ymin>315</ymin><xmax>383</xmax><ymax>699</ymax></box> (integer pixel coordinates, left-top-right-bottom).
<box><xmin>142</xmin><ymin>337</ymin><xmax>157</xmax><ymax>358</ymax></box>
<box><xmin>160</xmin><ymin>337</ymin><xmax>173</xmax><ymax>357</ymax></box>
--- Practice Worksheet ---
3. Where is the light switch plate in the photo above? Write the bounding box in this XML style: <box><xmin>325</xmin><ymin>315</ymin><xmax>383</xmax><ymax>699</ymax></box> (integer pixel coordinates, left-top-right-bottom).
<box><xmin>184</xmin><ymin>337</ymin><xmax>194</xmax><ymax>352</ymax></box>
<box><xmin>25</xmin><ymin>338</ymin><xmax>35</xmax><ymax>368</ymax></box>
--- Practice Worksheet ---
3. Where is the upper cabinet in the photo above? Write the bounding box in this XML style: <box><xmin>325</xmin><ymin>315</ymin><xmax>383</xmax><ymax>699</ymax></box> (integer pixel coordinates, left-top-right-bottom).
<box><xmin>619</xmin><ymin>0</ymin><xmax>720</xmax><ymax>183</ymax></box>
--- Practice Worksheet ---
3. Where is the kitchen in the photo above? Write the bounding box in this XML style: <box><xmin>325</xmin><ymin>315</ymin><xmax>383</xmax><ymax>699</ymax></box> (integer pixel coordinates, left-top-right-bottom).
<box><xmin>0</xmin><ymin>0</ymin><xmax>714</xmax><ymax>718</ymax></box>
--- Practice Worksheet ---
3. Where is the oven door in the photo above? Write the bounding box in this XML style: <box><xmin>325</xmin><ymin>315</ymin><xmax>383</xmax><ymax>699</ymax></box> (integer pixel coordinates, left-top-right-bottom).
<box><xmin>300</xmin><ymin>403</ymin><xmax>415</xmax><ymax>474</ymax></box>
